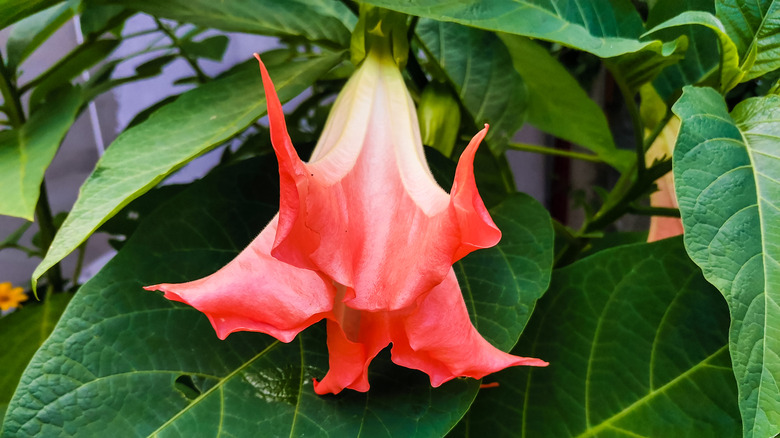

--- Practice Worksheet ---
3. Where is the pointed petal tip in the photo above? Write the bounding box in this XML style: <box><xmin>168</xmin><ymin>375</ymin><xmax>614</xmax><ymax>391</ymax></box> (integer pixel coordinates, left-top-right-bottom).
<box><xmin>516</xmin><ymin>357</ymin><xmax>549</xmax><ymax>367</ymax></box>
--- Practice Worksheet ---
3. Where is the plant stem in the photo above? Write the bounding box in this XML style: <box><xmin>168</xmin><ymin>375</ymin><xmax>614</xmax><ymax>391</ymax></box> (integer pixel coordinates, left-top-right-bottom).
<box><xmin>154</xmin><ymin>18</ymin><xmax>209</xmax><ymax>83</ymax></box>
<box><xmin>506</xmin><ymin>141</ymin><xmax>603</xmax><ymax>163</ymax></box>
<box><xmin>121</xmin><ymin>28</ymin><xmax>162</xmax><ymax>39</ymax></box>
<box><xmin>554</xmin><ymin>158</ymin><xmax>672</xmax><ymax>266</ymax></box>
<box><xmin>642</xmin><ymin>110</ymin><xmax>674</xmax><ymax>153</ymax></box>
<box><xmin>628</xmin><ymin>205</ymin><xmax>680</xmax><ymax>217</ymax></box>
<box><xmin>585</xmin><ymin>159</ymin><xmax>671</xmax><ymax>232</ymax></box>
<box><xmin>615</xmin><ymin>77</ymin><xmax>645</xmax><ymax>180</ymax></box>
<box><xmin>35</xmin><ymin>181</ymin><xmax>64</xmax><ymax>291</ymax></box>
<box><xmin>0</xmin><ymin>54</ymin><xmax>25</xmax><ymax>127</ymax></box>
<box><xmin>18</xmin><ymin>40</ymin><xmax>98</xmax><ymax>94</ymax></box>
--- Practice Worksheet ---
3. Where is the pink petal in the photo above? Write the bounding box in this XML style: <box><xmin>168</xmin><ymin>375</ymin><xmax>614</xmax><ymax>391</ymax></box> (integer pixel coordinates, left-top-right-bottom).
<box><xmin>313</xmin><ymin>292</ymin><xmax>392</xmax><ymax>395</ymax></box>
<box><xmin>144</xmin><ymin>217</ymin><xmax>335</xmax><ymax>342</ymax></box>
<box><xmin>449</xmin><ymin>124</ymin><xmax>502</xmax><ymax>262</ymax></box>
<box><xmin>254</xmin><ymin>53</ymin><xmax>501</xmax><ymax>312</ymax></box>
<box><xmin>391</xmin><ymin>270</ymin><xmax>548</xmax><ymax>387</ymax></box>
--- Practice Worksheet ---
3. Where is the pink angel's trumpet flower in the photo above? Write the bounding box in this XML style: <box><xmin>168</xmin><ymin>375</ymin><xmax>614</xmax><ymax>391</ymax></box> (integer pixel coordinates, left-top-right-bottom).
<box><xmin>145</xmin><ymin>44</ymin><xmax>547</xmax><ymax>395</ymax></box>
<box><xmin>646</xmin><ymin>117</ymin><xmax>683</xmax><ymax>242</ymax></box>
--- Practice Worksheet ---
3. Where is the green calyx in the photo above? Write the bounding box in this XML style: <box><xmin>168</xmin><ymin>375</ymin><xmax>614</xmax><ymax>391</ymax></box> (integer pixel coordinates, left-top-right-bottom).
<box><xmin>350</xmin><ymin>5</ymin><xmax>409</xmax><ymax>68</ymax></box>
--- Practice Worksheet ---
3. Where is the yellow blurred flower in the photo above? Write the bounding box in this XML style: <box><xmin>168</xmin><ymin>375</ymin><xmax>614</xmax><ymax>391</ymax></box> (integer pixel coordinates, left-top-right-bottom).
<box><xmin>0</xmin><ymin>282</ymin><xmax>28</xmax><ymax>311</ymax></box>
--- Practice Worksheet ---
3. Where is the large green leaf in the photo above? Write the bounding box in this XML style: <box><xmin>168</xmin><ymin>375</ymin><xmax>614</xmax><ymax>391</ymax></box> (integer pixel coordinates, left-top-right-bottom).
<box><xmin>453</xmin><ymin>238</ymin><xmax>740</xmax><ymax>437</ymax></box>
<box><xmin>648</xmin><ymin>0</ymin><xmax>720</xmax><ymax>102</ymax></box>
<box><xmin>645</xmin><ymin>11</ymin><xmax>745</xmax><ymax>92</ymax></box>
<box><xmin>97</xmin><ymin>0</ymin><xmax>356</xmax><ymax>48</ymax></box>
<box><xmin>0</xmin><ymin>0</ymin><xmax>62</xmax><ymax>30</ymax></box>
<box><xmin>416</xmin><ymin>20</ymin><xmax>527</xmax><ymax>155</ymax></box>
<box><xmin>0</xmin><ymin>292</ymin><xmax>72</xmax><ymax>424</ymax></box>
<box><xmin>32</xmin><ymin>52</ymin><xmax>343</xmax><ymax>290</ymax></box>
<box><xmin>673</xmin><ymin>86</ymin><xmax>780</xmax><ymax>438</ymax></box>
<box><xmin>0</xmin><ymin>86</ymin><xmax>81</xmax><ymax>220</ymax></box>
<box><xmin>4</xmin><ymin>153</ymin><xmax>552</xmax><ymax>436</ymax></box>
<box><xmin>456</xmin><ymin>193</ymin><xmax>553</xmax><ymax>350</ymax></box>
<box><xmin>4</xmin><ymin>3</ymin><xmax>73</xmax><ymax>70</ymax></box>
<box><xmin>359</xmin><ymin>0</ymin><xmax>673</xmax><ymax>59</ymax></box>
<box><xmin>717</xmin><ymin>0</ymin><xmax>780</xmax><ymax>80</ymax></box>
<box><xmin>498</xmin><ymin>34</ymin><xmax>632</xmax><ymax>172</ymax></box>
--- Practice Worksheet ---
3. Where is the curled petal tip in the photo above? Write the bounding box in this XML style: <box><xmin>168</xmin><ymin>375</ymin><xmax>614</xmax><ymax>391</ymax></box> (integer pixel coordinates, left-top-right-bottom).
<box><xmin>143</xmin><ymin>285</ymin><xmax>159</xmax><ymax>292</ymax></box>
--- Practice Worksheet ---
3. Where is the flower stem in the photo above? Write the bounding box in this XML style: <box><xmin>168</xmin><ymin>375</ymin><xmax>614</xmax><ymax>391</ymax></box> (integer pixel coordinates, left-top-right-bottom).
<box><xmin>554</xmin><ymin>158</ymin><xmax>672</xmax><ymax>266</ymax></box>
<box><xmin>506</xmin><ymin>141</ymin><xmax>603</xmax><ymax>163</ymax></box>
<box><xmin>628</xmin><ymin>204</ymin><xmax>680</xmax><ymax>217</ymax></box>
<box><xmin>0</xmin><ymin>54</ymin><xmax>25</xmax><ymax>127</ymax></box>
<box><xmin>615</xmin><ymin>78</ymin><xmax>645</xmax><ymax>180</ymax></box>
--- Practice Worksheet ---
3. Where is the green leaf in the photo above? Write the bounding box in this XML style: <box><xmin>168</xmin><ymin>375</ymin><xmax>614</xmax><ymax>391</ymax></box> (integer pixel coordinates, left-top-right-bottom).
<box><xmin>416</xmin><ymin>20</ymin><xmax>527</xmax><ymax>155</ymax></box>
<box><xmin>0</xmin><ymin>86</ymin><xmax>81</xmax><ymax>220</ymax></box>
<box><xmin>97</xmin><ymin>0</ymin><xmax>356</xmax><ymax>48</ymax></box>
<box><xmin>717</xmin><ymin>0</ymin><xmax>780</xmax><ymax>80</ymax></box>
<box><xmin>3</xmin><ymin>153</ymin><xmax>549</xmax><ymax>436</ymax></box>
<box><xmin>645</xmin><ymin>11</ymin><xmax>745</xmax><ymax>92</ymax></box>
<box><xmin>4</xmin><ymin>3</ymin><xmax>73</xmax><ymax>70</ymax></box>
<box><xmin>180</xmin><ymin>35</ymin><xmax>229</xmax><ymax>62</ymax></box>
<box><xmin>456</xmin><ymin>193</ymin><xmax>554</xmax><ymax>350</ymax></box>
<box><xmin>498</xmin><ymin>34</ymin><xmax>632</xmax><ymax>172</ymax></box>
<box><xmin>32</xmin><ymin>52</ymin><xmax>343</xmax><ymax>291</ymax></box>
<box><xmin>647</xmin><ymin>0</ymin><xmax>720</xmax><ymax>102</ymax></box>
<box><xmin>0</xmin><ymin>292</ymin><xmax>72</xmax><ymax>423</ymax></box>
<box><xmin>672</xmin><ymin>86</ymin><xmax>780</xmax><ymax>438</ymax></box>
<box><xmin>27</xmin><ymin>39</ymin><xmax>120</xmax><ymax>109</ymax></box>
<box><xmin>360</xmin><ymin>0</ymin><xmax>673</xmax><ymax>59</ymax></box>
<box><xmin>79</xmin><ymin>5</ymin><xmax>131</xmax><ymax>38</ymax></box>
<box><xmin>604</xmin><ymin>36</ymin><xmax>688</xmax><ymax>94</ymax></box>
<box><xmin>453</xmin><ymin>238</ymin><xmax>741</xmax><ymax>437</ymax></box>
<box><xmin>0</xmin><ymin>0</ymin><xmax>62</xmax><ymax>30</ymax></box>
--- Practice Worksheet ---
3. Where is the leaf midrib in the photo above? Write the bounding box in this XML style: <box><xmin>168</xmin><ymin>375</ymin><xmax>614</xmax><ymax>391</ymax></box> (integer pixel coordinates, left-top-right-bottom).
<box><xmin>576</xmin><ymin>345</ymin><xmax>729</xmax><ymax>438</ymax></box>
<box><xmin>740</xmin><ymin>111</ymin><xmax>773</xmax><ymax>437</ymax></box>
<box><xmin>740</xmin><ymin>0</ymin><xmax>777</xmax><ymax>66</ymax></box>
<box><xmin>147</xmin><ymin>340</ymin><xmax>280</xmax><ymax>437</ymax></box>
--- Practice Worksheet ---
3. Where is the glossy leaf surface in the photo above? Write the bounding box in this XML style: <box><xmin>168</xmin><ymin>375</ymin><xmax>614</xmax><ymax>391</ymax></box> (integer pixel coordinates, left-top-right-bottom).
<box><xmin>4</xmin><ymin>154</ymin><xmax>553</xmax><ymax>437</ymax></box>
<box><xmin>673</xmin><ymin>86</ymin><xmax>780</xmax><ymax>438</ymax></box>
<box><xmin>453</xmin><ymin>238</ymin><xmax>740</xmax><ymax>437</ymax></box>
<box><xmin>32</xmin><ymin>53</ymin><xmax>343</xmax><ymax>290</ymax></box>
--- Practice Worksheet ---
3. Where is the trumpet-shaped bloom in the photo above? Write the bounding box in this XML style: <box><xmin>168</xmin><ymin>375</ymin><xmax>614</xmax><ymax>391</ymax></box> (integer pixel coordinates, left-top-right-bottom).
<box><xmin>145</xmin><ymin>46</ymin><xmax>547</xmax><ymax>394</ymax></box>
